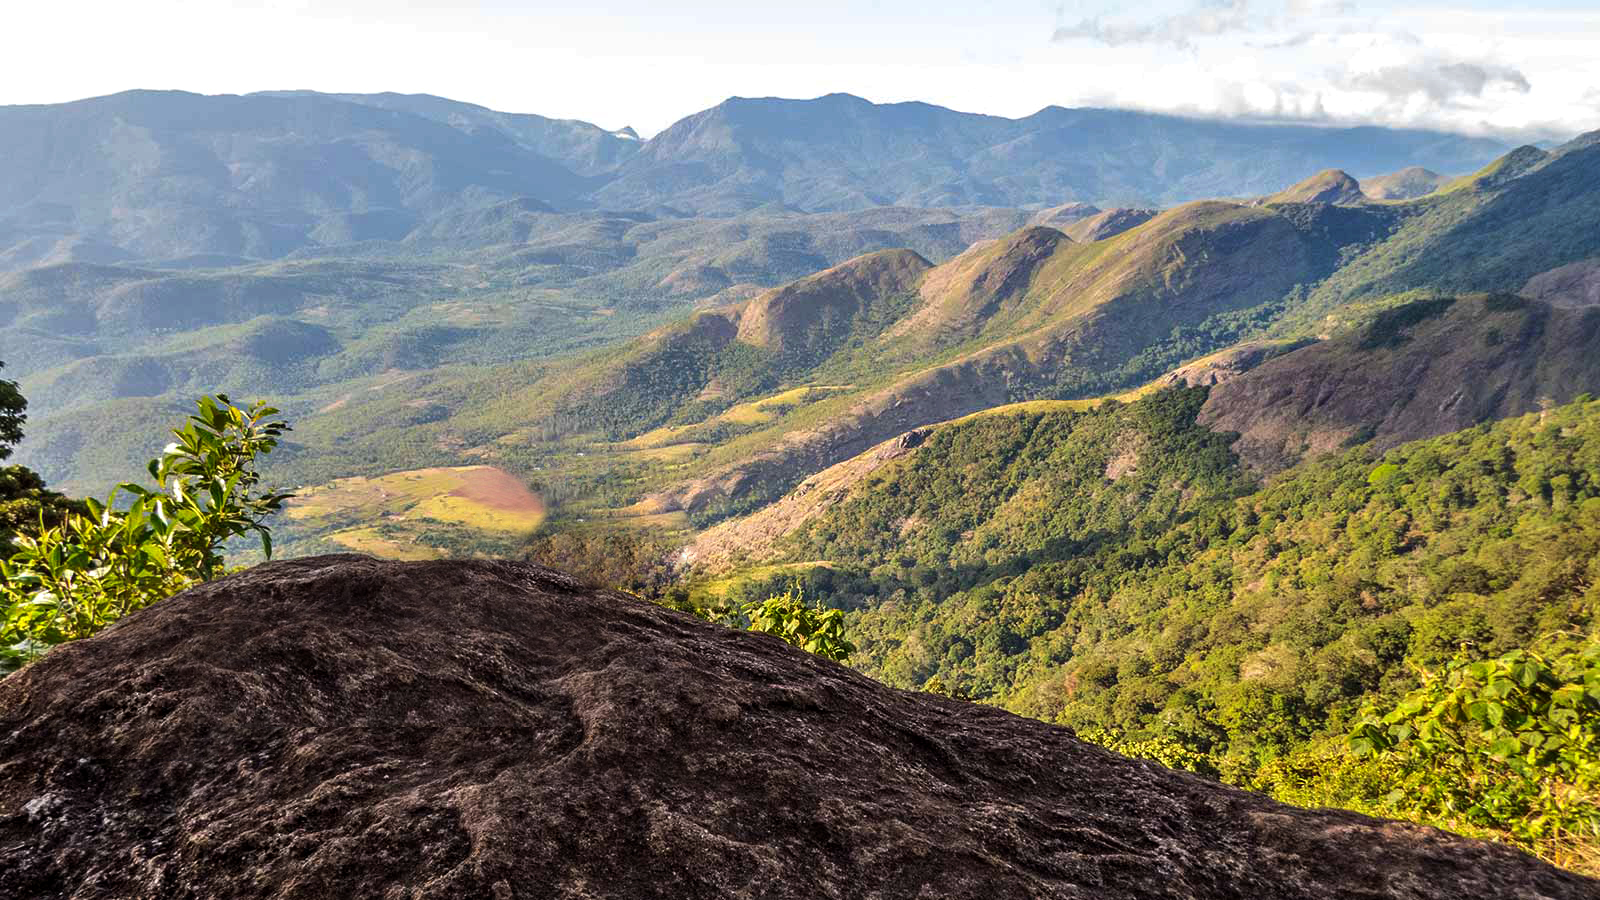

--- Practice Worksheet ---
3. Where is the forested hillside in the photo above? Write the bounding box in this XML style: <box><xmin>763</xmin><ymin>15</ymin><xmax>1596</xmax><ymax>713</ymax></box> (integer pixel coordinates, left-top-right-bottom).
<box><xmin>720</xmin><ymin>389</ymin><xmax>1599</xmax><ymax>788</ymax></box>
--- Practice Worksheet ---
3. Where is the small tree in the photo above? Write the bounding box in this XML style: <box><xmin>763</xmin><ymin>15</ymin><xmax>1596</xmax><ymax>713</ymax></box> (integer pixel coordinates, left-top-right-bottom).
<box><xmin>743</xmin><ymin>583</ymin><xmax>855</xmax><ymax>662</ymax></box>
<box><xmin>0</xmin><ymin>362</ymin><xmax>87</xmax><ymax>556</ymax></box>
<box><xmin>1</xmin><ymin>395</ymin><xmax>290</xmax><ymax>672</ymax></box>
<box><xmin>0</xmin><ymin>362</ymin><xmax>26</xmax><ymax>460</ymax></box>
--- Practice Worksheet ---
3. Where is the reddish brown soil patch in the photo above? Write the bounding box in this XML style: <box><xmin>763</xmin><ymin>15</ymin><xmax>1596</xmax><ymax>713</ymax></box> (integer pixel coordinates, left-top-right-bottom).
<box><xmin>450</xmin><ymin>465</ymin><xmax>547</xmax><ymax>516</ymax></box>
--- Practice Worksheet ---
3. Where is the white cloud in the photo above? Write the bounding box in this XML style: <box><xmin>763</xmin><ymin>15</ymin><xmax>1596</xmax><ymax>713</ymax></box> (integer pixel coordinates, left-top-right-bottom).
<box><xmin>1341</xmin><ymin>60</ymin><xmax>1530</xmax><ymax>105</ymax></box>
<box><xmin>1052</xmin><ymin>0</ymin><xmax>1256</xmax><ymax>51</ymax></box>
<box><xmin>1045</xmin><ymin>3</ymin><xmax>1597</xmax><ymax>140</ymax></box>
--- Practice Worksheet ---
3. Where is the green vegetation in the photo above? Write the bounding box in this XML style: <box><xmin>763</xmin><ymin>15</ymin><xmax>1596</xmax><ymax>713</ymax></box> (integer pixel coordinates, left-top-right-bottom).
<box><xmin>1282</xmin><ymin>140</ymin><xmax>1600</xmax><ymax>335</ymax></box>
<box><xmin>699</xmin><ymin>388</ymin><xmax>1600</xmax><ymax>869</ymax></box>
<box><xmin>523</xmin><ymin>526</ymin><xmax>681</xmax><ymax>597</ymax></box>
<box><xmin>284</xmin><ymin>464</ymin><xmax>546</xmax><ymax>558</ymax></box>
<box><xmin>1351</xmin><ymin>638</ymin><xmax>1599</xmax><ymax>867</ymax></box>
<box><xmin>1</xmin><ymin>396</ymin><xmax>290</xmax><ymax>673</ymax></box>
<box><xmin>742</xmin><ymin>583</ymin><xmax>856</xmax><ymax>663</ymax></box>
<box><xmin>0</xmin><ymin>363</ymin><xmax>23</xmax><ymax>454</ymax></box>
<box><xmin>0</xmin><ymin>363</ymin><xmax>84</xmax><ymax>556</ymax></box>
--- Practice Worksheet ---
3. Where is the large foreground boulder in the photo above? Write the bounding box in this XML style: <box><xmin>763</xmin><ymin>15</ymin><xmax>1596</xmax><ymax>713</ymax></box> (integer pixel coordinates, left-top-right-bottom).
<box><xmin>0</xmin><ymin>556</ymin><xmax>1592</xmax><ymax>899</ymax></box>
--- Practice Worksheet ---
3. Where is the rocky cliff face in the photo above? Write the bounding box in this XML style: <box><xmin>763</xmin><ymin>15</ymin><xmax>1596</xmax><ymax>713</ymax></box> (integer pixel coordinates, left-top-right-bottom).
<box><xmin>1200</xmin><ymin>295</ymin><xmax>1600</xmax><ymax>472</ymax></box>
<box><xmin>1</xmin><ymin>555</ymin><xmax>1592</xmax><ymax>899</ymax></box>
<box><xmin>1523</xmin><ymin>259</ymin><xmax>1600</xmax><ymax>309</ymax></box>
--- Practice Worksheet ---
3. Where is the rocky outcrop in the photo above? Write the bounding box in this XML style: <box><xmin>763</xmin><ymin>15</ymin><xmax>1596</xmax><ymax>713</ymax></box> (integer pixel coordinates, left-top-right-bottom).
<box><xmin>1200</xmin><ymin>295</ymin><xmax>1600</xmax><ymax>472</ymax></box>
<box><xmin>1522</xmin><ymin>259</ymin><xmax>1600</xmax><ymax>309</ymax></box>
<box><xmin>2</xmin><ymin>555</ymin><xmax>1591</xmax><ymax>899</ymax></box>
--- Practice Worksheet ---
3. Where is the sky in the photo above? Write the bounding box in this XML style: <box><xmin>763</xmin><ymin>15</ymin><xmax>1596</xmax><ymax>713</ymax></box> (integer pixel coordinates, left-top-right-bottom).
<box><xmin>3</xmin><ymin>1</ymin><xmax>1596</xmax><ymax>140</ymax></box>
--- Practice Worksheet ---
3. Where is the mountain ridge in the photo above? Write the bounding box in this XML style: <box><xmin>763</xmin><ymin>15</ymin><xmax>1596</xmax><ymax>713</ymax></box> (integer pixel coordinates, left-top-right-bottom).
<box><xmin>0</xmin><ymin>89</ymin><xmax>1513</xmax><ymax>267</ymax></box>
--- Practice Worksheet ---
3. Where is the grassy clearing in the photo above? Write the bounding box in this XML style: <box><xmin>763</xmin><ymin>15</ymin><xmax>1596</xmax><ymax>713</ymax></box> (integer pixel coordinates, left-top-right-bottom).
<box><xmin>623</xmin><ymin>443</ymin><xmax>705</xmax><ymax>463</ymax></box>
<box><xmin>718</xmin><ymin>385</ymin><xmax>853</xmax><ymax>426</ymax></box>
<box><xmin>289</xmin><ymin>465</ymin><xmax>546</xmax><ymax>532</ymax></box>
<box><xmin>690</xmin><ymin>561</ymin><xmax>836</xmax><ymax>602</ymax></box>
<box><xmin>950</xmin><ymin>382</ymin><xmax>1155</xmax><ymax>425</ymax></box>
<box><xmin>329</xmin><ymin>527</ymin><xmax>445</xmax><ymax>561</ymax></box>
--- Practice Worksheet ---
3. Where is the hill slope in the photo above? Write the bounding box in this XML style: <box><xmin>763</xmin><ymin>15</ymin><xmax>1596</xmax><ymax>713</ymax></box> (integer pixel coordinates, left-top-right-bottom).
<box><xmin>715</xmin><ymin>390</ymin><xmax>1600</xmax><ymax>780</ymax></box>
<box><xmin>1200</xmin><ymin>294</ymin><xmax>1600</xmax><ymax>471</ymax></box>
<box><xmin>1360</xmin><ymin>167</ymin><xmax>1449</xmax><ymax>200</ymax></box>
<box><xmin>1292</xmin><ymin>130</ymin><xmax>1600</xmax><ymax>330</ymax></box>
<box><xmin>1</xmin><ymin>554</ymin><xmax>1588</xmax><ymax>899</ymax></box>
<box><xmin>0</xmin><ymin>90</ymin><xmax>591</xmax><ymax>262</ymax></box>
<box><xmin>259</xmin><ymin>90</ymin><xmax>642</xmax><ymax>176</ymax></box>
<box><xmin>0</xmin><ymin>89</ymin><xmax>1510</xmax><ymax>266</ymax></box>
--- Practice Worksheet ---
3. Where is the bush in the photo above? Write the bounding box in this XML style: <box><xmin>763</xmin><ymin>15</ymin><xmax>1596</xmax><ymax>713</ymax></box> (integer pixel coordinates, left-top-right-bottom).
<box><xmin>743</xmin><ymin>583</ymin><xmax>855</xmax><ymax>662</ymax></box>
<box><xmin>1350</xmin><ymin>636</ymin><xmax>1600</xmax><ymax>870</ymax></box>
<box><xmin>1077</xmin><ymin>726</ymin><xmax>1219</xmax><ymax>777</ymax></box>
<box><xmin>1</xmin><ymin>395</ymin><xmax>290</xmax><ymax>673</ymax></box>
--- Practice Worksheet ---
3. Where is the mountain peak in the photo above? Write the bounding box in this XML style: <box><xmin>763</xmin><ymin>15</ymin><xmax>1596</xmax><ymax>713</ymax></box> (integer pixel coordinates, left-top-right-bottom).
<box><xmin>1064</xmin><ymin>207</ymin><xmax>1159</xmax><ymax>242</ymax></box>
<box><xmin>734</xmin><ymin>248</ymin><xmax>933</xmax><ymax>351</ymax></box>
<box><xmin>1266</xmin><ymin>169</ymin><xmax>1365</xmax><ymax>205</ymax></box>
<box><xmin>1559</xmin><ymin>129</ymin><xmax>1600</xmax><ymax>154</ymax></box>
<box><xmin>1360</xmin><ymin>166</ymin><xmax>1447</xmax><ymax>201</ymax></box>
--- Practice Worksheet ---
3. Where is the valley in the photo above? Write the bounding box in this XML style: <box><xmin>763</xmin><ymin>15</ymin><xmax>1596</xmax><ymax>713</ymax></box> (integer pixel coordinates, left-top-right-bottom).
<box><xmin>4</xmin><ymin>83</ymin><xmax>1600</xmax><ymax>879</ymax></box>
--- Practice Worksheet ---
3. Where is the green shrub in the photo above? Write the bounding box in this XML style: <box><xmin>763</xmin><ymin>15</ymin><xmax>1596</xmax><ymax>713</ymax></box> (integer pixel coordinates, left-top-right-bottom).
<box><xmin>1078</xmin><ymin>726</ymin><xmax>1219</xmax><ymax>777</ymax></box>
<box><xmin>1</xmin><ymin>395</ymin><xmax>290</xmax><ymax>673</ymax></box>
<box><xmin>1350</xmin><ymin>636</ymin><xmax>1600</xmax><ymax>867</ymax></box>
<box><xmin>743</xmin><ymin>583</ymin><xmax>855</xmax><ymax>662</ymax></box>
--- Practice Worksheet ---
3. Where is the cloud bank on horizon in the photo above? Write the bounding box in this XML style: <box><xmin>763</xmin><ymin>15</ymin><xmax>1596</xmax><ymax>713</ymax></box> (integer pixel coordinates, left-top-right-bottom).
<box><xmin>1048</xmin><ymin>0</ymin><xmax>1586</xmax><ymax>139</ymax></box>
<box><xmin>1</xmin><ymin>1</ymin><xmax>1593</xmax><ymax>141</ymax></box>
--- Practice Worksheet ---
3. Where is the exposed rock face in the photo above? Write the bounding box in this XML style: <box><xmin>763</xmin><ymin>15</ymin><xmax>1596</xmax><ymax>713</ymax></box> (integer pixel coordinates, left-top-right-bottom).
<box><xmin>1200</xmin><ymin>295</ymin><xmax>1600</xmax><ymax>472</ymax></box>
<box><xmin>1</xmin><ymin>555</ymin><xmax>1593</xmax><ymax>899</ymax></box>
<box><xmin>1522</xmin><ymin>259</ymin><xmax>1600</xmax><ymax>309</ymax></box>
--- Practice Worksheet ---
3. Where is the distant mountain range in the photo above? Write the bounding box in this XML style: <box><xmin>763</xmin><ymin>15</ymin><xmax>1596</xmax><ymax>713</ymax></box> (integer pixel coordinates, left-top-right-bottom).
<box><xmin>0</xmin><ymin>90</ymin><xmax>1513</xmax><ymax>266</ymax></box>
<box><xmin>9</xmin><ymin>90</ymin><xmax>1593</xmax><ymax>519</ymax></box>
<box><xmin>593</xmin><ymin>93</ymin><xmax>1510</xmax><ymax>214</ymax></box>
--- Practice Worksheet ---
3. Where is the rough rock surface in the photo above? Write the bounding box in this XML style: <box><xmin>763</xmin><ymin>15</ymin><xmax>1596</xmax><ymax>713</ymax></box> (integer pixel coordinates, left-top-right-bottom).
<box><xmin>2</xmin><ymin>555</ymin><xmax>1593</xmax><ymax>899</ymax></box>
